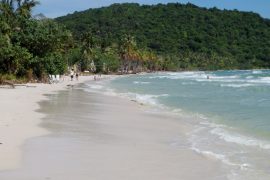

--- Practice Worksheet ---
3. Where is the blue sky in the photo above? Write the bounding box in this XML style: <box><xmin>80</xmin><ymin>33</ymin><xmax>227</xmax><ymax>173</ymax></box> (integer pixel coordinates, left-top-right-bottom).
<box><xmin>34</xmin><ymin>0</ymin><xmax>270</xmax><ymax>19</ymax></box>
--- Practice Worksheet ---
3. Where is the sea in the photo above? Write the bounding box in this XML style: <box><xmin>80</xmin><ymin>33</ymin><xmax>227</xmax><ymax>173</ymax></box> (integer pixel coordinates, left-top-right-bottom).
<box><xmin>85</xmin><ymin>70</ymin><xmax>270</xmax><ymax>180</ymax></box>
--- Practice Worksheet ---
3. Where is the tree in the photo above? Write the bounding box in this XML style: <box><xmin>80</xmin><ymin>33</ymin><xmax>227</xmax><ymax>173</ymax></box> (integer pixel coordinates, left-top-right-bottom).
<box><xmin>79</xmin><ymin>31</ymin><xmax>99</xmax><ymax>72</ymax></box>
<box><xmin>0</xmin><ymin>0</ymin><xmax>73</xmax><ymax>81</ymax></box>
<box><xmin>16</xmin><ymin>0</ymin><xmax>40</xmax><ymax>18</ymax></box>
<box><xmin>56</xmin><ymin>3</ymin><xmax>270</xmax><ymax>70</ymax></box>
<box><xmin>119</xmin><ymin>34</ymin><xmax>138</xmax><ymax>73</ymax></box>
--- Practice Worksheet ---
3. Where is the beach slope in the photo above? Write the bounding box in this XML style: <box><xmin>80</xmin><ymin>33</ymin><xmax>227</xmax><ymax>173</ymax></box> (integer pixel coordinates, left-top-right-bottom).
<box><xmin>1</xmin><ymin>83</ymin><xmax>227</xmax><ymax>179</ymax></box>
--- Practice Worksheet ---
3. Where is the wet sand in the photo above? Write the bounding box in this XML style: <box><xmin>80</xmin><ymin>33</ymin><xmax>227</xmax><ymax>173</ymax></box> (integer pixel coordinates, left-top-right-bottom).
<box><xmin>0</xmin><ymin>76</ymin><xmax>97</xmax><ymax>170</ymax></box>
<box><xmin>0</xmin><ymin>83</ymin><xmax>229</xmax><ymax>180</ymax></box>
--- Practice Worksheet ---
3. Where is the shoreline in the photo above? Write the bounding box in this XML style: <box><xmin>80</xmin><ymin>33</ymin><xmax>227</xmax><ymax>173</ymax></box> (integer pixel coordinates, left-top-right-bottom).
<box><xmin>2</xmin><ymin>72</ymin><xmax>269</xmax><ymax>179</ymax></box>
<box><xmin>84</xmin><ymin>72</ymin><xmax>270</xmax><ymax>180</ymax></box>
<box><xmin>0</xmin><ymin>81</ymin><xmax>228</xmax><ymax>179</ymax></box>
<box><xmin>0</xmin><ymin>75</ymin><xmax>99</xmax><ymax>171</ymax></box>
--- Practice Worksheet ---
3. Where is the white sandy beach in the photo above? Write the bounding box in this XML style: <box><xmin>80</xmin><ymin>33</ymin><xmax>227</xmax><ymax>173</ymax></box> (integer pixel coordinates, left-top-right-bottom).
<box><xmin>0</xmin><ymin>76</ymin><xmax>229</xmax><ymax>180</ymax></box>
<box><xmin>0</xmin><ymin>76</ymin><xmax>95</xmax><ymax>170</ymax></box>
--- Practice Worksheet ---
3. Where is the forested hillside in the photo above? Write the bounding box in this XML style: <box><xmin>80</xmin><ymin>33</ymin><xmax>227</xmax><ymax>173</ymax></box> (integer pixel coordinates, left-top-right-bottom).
<box><xmin>56</xmin><ymin>3</ymin><xmax>270</xmax><ymax>69</ymax></box>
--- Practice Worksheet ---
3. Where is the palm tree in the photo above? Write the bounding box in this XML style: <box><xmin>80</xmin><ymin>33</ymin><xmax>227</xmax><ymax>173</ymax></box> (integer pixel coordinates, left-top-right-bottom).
<box><xmin>80</xmin><ymin>31</ymin><xmax>97</xmax><ymax>72</ymax></box>
<box><xmin>119</xmin><ymin>34</ymin><xmax>138</xmax><ymax>73</ymax></box>
<box><xmin>0</xmin><ymin>0</ymin><xmax>39</xmax><ymax>18</ymax></box>
<box><xmin>16</xmin><ymin>0</ymin><xmax>39</xmax><ymax>18</ymax></box>
<box><xmin>0</xmin><ymin>1</ymin><xmax>15</xmax><ymax>24</ymax></box>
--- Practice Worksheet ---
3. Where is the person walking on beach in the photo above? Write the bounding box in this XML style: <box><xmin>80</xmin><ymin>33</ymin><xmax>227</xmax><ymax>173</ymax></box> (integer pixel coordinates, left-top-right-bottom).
<box><xmin>70</xmin><ymin>69</ymin><xmax>74</xmax><ymax>81</ymax></box>
<box><xmin>76</xmin><ymin>72</ymin><xmax>79</xmax><ymax>81</ymax></box>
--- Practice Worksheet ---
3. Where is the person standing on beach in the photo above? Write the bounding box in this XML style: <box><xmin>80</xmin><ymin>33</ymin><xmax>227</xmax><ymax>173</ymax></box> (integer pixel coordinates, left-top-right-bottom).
<box><xmin>70</xmin><ymin>69</ymin><xmax>74</xmax><ymax>81</ymax></box>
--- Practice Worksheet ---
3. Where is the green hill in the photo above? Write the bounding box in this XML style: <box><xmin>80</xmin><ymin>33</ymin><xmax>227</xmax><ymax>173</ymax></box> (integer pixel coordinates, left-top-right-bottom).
<box><xmin>56</xmin><ymin>3</ymin><xmax>270</xmax><ymax>70</ymax></box>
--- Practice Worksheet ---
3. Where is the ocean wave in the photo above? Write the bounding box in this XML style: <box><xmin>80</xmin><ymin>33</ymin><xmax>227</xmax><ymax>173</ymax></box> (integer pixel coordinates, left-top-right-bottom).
<box><xmin>220</xmin><ymin>84</ymin><xmax>255</xmax><ymax>88</ymax></box>
<box><xmin>195</xmin><ymin>78</ymin><xmax>246</xmax><ymax>83</ymax></box>
<box><xmin>187</xmin><ymin>119</ymin><xmax>270</xmax><ymax>178</ymax></box>
<box><xmin>147</xmin><ymin>71</ymin><xmax>270</xmax><ymax>88</ymax></box>
<box><xmin>246</xmin><ymin>78</ymin><xmax>270</xmax><ymax>85</ymax></box>
<box><xmin>86</xmin><ymin>84</ymin><xmax>104</xmax><ymax>89</ymax></box>
<box><xmin>149</xmin><ymin>72</ymin><xmax>242</xmax><ymax>83</ymax></box>
<box><xmin>188</xmin><ymin>123</ymin><xmax>255</xmax><ymax>173</ymax></box>
<box><xmin>210</xmin><ymin>75</ymin><xmax>239</xmax><ymax>79</ymax></box>
<box><xmin>83</xmin><ymin>79</ymin><xmax>169</xmax><ymax>107</ymax></box>
<box><xmin>181</xmin><ymin>82</ymin><xmax>196</xmax><ymax>85</ymax></box>
<box><xmin>133</xmin><ymin>81</ymin><xmax>151</xmax><ymax>84</ymax></box>
<box><xmin>191</xmin><ymin>147</ymin><xmax>251</xmax><ymax>172</ymax></box>
<box><xmin>118</xmin><ymin>92</ymin><xmax>168</xmax><ymax>106</ymax></box>
<box><xmin>210</xmin><ymin>127</ymin><xmax>270</xmax><ymax>150</ymax></box>
<box><xmin>191</xmin><ymin>147</ymin><xmax>232</xmax><ymax>165</ymax></box>
<box><xmin>103</xmin><ymin>88</ymin><xmax>118</xmax><ymax>96</ymax></box>
<box><xmin>258</xmin><ymin>77</ymin><xmax>270</xmax><ymax>83</ymax></box>
<box><xmin>198</xmin><ymin>121</ymin><xmax>270</xmax><ymax>150</ymax></box>
<box><xmin>149</xmin><ymin>71</ymin><xmax>207</xmax><ymax>80</ymax></box>
<box><xmin>252</xmin><ymin>70</ymin><xmax>263</xmax><ymax>74</ymax></box>
<box><xmin>197</xmin><ymin>78</ymin><xmax>270</xmax><ymax>85</ymax></box>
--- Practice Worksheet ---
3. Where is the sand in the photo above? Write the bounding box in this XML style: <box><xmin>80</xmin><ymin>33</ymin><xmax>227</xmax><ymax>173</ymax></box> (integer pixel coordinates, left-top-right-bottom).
<box><xmin>0</xmin><ymin>79</ymin><xmax>229</xmax><ymax>180</ymax></box>
<box><xmin>0</xmin><ymin>76</ymin><xmax>96</xmax><ymax>170</ymax></box>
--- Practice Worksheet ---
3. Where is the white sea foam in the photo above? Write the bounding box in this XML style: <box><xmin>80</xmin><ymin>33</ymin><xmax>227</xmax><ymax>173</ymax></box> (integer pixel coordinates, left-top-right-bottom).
<box><xmin>149</xmin><ymin>71</ymin><xmax>207</xmax><ymax>80</ymax></box>
<box><xmin>148</xmin><ymin>71</ymin><xmax>270</xmax><ymax>89</ymax></box>
<box><xmin>211</xmin><ymin>75</ymin><xmax>239</xmax><ymax>79</ymax></box>
<box><xmin>189</xmin><ymin>124</ymin><xmax>254</xmax><ymax>173</ymax></box>
<box><xmin>103</xmin><ymin>88</ymin><xmax>118</xmax><ymax>96</ymax></box>
<box><xmin>259</xmin><ymin>77</ymin><xmax>270</xmax><ymax>83</ymax></box>
<box><xmin>245</xmin><ymin>77</ymin><xmax>270</xmax><ymax>85</ymax></box>
<box><xmin>86</xmin><ymin>84</ymin><xmax>104</xmax><ymax>89</ymax></box>
<box><xmin>133</xmin><ymin>81</ymin><xmax>151</xmax><ymax>84</ymax></box>
<box><xmin>191</xmin><ymin>147</ymin><xmax>234</xmax><ymax>166</ymax></box>
<box><xmin>118</xmin><ymin>93</ymin><xmax>168</xmax><ymax>106</ymax></box>
<box><xmin>148</xmin><ymin>72</ymin><xmax>246</xmax><ymax>86</ymax></box>
<box><xmin>210</xmin><ymin>127</ymin><xmax>270</xmax><ymax>150</ymax></box>
<box><xmin>252</xmin><ymin>70</ymin><xmax>263</xmax><ymax>74</ymax></box>
<box><xmin>197</xmin><ymin>121</ymin><xmax>270</xmax><ymax>150</ymax></box>
<box><xmin>181</xmin><ymin>82</ymin><xmax>195</xmax><ymax>85</ymax></box>
<box><xmin>89</xmin><ymin>86</ymin><xmax>168</xmax><ymax>107</ymax></box>
<box><xmin>220</xmin><ymin>84</ymin><xmax>255</xmax><ymax>88</ymax></box>
<box><xmin>84</xmin><ymin>79</ymin><xmax>168</xmax><ymax>108</ymax></box>
<box><xmin>196</xmin><ymin>78</ymin><xmax>246</xmax><ymax>83</ymax></box>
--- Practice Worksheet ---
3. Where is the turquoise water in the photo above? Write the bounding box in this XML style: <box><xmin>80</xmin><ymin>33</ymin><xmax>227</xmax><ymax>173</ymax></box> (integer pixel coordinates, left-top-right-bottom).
<box><xmin>85</xmin><ymin>70</ymin><xmax>270</xmax><ymax>179</ymax></box>
<box><xmin>109</xmin><ymin>70</ymin><xmax>270</xmax><ymax>140</ymax></box>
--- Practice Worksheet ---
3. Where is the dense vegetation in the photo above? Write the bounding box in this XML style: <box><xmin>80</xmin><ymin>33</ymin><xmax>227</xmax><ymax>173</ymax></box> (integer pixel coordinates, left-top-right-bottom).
<box><xmin>56</xmin><ymin>3</ymin><xmax>270</xmax><ymax>70</ymax></box>
<box><xmin>0</xmin><ymin>0</ymin><xmax>73</xmax><ymax>83</ymax></box>
<box><xmin>0</xmin><ymin>1</ymin><xmax>161</xmax><ymax>83</ymax></box>
<box><xmin>1</xmin><ymin>2</ymin><xmax>270</xmax><ymax>83</ymax></box>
